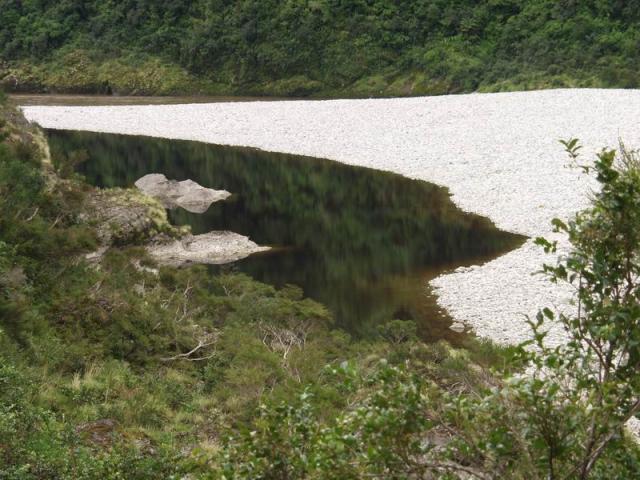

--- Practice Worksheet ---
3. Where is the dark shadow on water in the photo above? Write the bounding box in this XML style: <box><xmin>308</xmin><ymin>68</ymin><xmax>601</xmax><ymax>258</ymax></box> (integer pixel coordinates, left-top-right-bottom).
<box><xmin>47</xmin><ymin>129</ymin><xmax>526</xmax><ymax>342</ymax></box>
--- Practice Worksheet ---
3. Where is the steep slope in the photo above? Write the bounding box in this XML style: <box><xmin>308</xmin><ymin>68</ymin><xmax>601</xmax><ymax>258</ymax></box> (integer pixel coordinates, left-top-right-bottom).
<box><xmin>2</xmin><ymin>1</ymin><xmax>640</xmax><ymax>96</ymax></box>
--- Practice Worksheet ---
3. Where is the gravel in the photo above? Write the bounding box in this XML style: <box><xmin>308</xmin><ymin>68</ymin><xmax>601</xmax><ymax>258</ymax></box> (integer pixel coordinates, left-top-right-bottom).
<box><xmin>22</xmin><ymin>88</ymin><xmax>640</xmax><ymax>345</ymax></box>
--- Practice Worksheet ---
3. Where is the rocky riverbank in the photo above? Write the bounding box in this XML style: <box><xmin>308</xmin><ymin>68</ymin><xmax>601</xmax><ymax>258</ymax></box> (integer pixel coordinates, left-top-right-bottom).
<box><xmin>22</xmin><ymin>89</ymin><xmax>640</xmax><ymax>345</ymax></box>
<box><xmin>82</xmin><ymin>176</ymin><xmax>266</xmax><ymax>267</ymax></box>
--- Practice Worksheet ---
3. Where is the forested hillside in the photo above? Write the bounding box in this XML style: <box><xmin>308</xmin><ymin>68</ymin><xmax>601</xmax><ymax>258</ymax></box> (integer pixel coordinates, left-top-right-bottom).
<box><xmin>2</xmin><ymin>0</ymin><xmax>640</xmax><ymax>96</ymax></box>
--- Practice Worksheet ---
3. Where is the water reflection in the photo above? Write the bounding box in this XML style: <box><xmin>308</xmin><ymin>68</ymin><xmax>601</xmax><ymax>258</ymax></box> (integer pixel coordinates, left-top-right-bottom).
<box><xmin>12</xmin><ymin>94</ymin><xmax>293</xmax><ymax>106</ymax></box>
<box><xmin>48</xmin><ymin>130</ymin><xmax>525</xmax><ymax>340</ymax></box>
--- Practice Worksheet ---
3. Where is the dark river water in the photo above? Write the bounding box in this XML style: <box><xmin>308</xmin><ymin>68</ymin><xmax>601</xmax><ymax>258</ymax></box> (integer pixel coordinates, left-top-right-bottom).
<box><xmin>47</xmin><ymin>129</ymin><xmax>525</xmax><ymax>341</ymax></box>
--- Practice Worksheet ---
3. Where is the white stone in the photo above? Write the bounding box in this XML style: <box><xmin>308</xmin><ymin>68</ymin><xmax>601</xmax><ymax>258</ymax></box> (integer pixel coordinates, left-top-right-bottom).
<box><xmin>449</xmin><ymin>322</ymin><xmax>466</xmax><ymax>333</ymax></box>
<box><xmin>135</xmin><ymin>173</ymin><xmax>230</xmax><ymax>213</ymax></box>
<box><xmin>147</xmin><ymin>231</ymin><xmax>270</xmax><ymax>267</ymax></box>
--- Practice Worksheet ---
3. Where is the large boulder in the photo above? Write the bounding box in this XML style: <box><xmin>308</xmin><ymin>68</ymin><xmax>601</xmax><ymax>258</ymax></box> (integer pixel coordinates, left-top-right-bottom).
<box><xmin>135</xmin><ymin>173</ymin><xmax>230</xmax><ymax>214</ymax></box>
<box><xmin>147</xmin><ymin>231</ymin><xmax>270</xmax><ymax>267</ymax></box>
<box><xmin>80</xmin><ymin>186</ymin><xmax>266</xmax><ymax>267</ymax></box>
<box><xmin>81</xmin><ymin>187</ymin><xmax>181</xmax><ymax>246</ymax></box>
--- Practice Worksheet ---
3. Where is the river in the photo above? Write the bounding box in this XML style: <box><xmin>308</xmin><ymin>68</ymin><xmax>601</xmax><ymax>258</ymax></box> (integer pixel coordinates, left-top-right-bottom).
<box><xmin>48</xmin><ymin>128</ymin><xmax>524</xmax><ymax>341</ymax></box>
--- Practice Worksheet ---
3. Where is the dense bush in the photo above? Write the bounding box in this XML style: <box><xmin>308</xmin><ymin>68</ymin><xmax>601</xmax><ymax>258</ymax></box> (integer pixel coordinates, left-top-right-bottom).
<box><xmin>2</xmin><ymin>1</ymin><xmax>640</xmax><ymax>95</ymax></box>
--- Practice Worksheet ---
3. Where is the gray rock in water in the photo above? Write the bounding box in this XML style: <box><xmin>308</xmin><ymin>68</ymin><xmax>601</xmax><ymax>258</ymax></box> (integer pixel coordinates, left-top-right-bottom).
<box><xmin>147</xmin><ymin>231</ymin><xmax>270</xmax><ymax>267</ymax></box>
<box><xmin>135</xmin><ymin>173</ymin><xmax>231</xmax><ymax>214</ymax></box>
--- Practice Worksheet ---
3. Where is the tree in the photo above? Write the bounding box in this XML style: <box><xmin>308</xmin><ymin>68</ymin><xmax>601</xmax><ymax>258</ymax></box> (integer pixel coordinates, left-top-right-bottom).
<box><xmin>458</xmin><ymin>140</ymin><xmax>640</xmax><ymax>479</ymax></box>
<box><xmin>522</xmin><ymin>140</ymin><xmax>640</xmax><ymax>478</ymax></box>
<box><xmin>377</xmin><ymin>319</ymin><xmax>418</xmax><ymax>345</ymax></box>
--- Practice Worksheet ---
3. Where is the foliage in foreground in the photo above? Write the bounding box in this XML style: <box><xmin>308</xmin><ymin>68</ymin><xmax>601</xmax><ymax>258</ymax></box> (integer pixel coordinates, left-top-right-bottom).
<box><xmin>2</xmin><ymin>1</ymin><xmax>640</xmax><ymax>96</ymax></box>
<box><xmin>1</xmin><ymin>101</ymin><xmax>640</xmax><ymax>479</ymax></box>
<box><xmin>217</xmin><ymin>144</ymin><xmax>640</xmax><ymax>479</ymax></box>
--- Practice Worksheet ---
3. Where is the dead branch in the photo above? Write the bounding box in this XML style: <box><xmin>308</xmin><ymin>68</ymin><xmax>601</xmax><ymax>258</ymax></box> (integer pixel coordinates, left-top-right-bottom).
<box><xmin>161</xmin><ymin>330</ymin><xmax>219</xmax><ymax>362</ymax></box>
<box><xmin>25</xmin><ymin>207</ymin><xmax>39</xmax><ymax>222</ymax></box>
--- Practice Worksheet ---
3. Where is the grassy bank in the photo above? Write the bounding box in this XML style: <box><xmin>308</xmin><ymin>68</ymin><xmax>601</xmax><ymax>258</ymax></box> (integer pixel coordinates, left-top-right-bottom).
<box><xmin>0</xmin><ymin>52</ymin><xmax>617</xmax><ymax>98</ymax></box>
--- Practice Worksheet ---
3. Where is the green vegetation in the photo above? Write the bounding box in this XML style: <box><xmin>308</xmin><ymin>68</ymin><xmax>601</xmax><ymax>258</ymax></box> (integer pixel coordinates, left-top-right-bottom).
<box><xmin>2</xmin><ymin>1</ymin><xmax>640</xmax><ymax>96</ymax></box>
<box><xmin>2</xmin><ymin>99</ymin><xmax>640</xmax><ymax>478</ymax></box>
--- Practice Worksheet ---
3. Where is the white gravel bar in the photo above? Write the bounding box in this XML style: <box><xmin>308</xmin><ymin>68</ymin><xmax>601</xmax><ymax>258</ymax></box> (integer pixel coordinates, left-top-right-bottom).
<box><xmin>22</xmin><ymin>88</ymin><xmax>640</xmax><ymax>345</ymax></box>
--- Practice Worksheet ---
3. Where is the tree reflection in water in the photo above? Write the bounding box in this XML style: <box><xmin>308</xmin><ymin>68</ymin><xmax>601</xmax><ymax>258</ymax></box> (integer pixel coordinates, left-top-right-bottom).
<box><xmin>48</xmin><ymin>129</ymin><xmax>525</xmax><ymax>341</ymax></box>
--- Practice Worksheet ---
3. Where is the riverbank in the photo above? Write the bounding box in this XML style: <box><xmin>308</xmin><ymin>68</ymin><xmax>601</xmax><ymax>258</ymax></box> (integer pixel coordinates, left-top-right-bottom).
<box><xmin>22</xmin><ymin>88</ymin><xmax>640</xmax><ymax>345</ymax></box>
<box><xmin>10</xmin><ymin>93</ymin><xmax>297</xmax><ymax>106</ymax></box>
<box><xmin>1</xmin><ymin>56</ymin><xmax>602</xmax><ymax>99</ymax></box>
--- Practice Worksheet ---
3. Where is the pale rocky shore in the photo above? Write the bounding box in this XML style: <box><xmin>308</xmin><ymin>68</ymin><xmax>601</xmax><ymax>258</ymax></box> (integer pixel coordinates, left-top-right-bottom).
<box><xmin>22</xmin><ymin>89</ymin><xmax>640</xmax><ymax>345</ymax></box>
